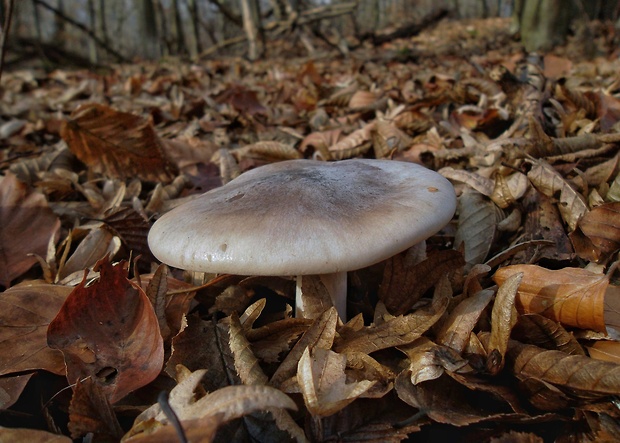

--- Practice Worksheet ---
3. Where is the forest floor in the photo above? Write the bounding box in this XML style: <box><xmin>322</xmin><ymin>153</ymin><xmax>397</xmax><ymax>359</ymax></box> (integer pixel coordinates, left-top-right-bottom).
<box><xmin>2</xmin><ymin>16</ymin><xmax>620</xmax><ymax>442</ymax></box>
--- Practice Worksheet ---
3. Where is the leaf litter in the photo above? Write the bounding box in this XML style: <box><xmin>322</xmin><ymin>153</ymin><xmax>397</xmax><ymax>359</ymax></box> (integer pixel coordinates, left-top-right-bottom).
<box><xmin>2</xmin><ymin>16</ymin><xmax>620</xmax><ymax>442</ymax></box>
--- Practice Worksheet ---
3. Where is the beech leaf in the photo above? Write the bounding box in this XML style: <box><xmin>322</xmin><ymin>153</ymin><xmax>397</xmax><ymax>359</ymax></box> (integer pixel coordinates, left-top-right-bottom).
<box><xmin>60</xmin><ymin>103</ymin><xmax>178</xmax><ymax>182</ymax></box>
<box><xmin>0</xmin><ymin>172</ymin><xmax>60</xmax><ymax>287</ymax></box>
<box><xmin>0</xmin><ymin>283</ymin><xmax>71</xmax><ymax>376</ymax></box>
<box><xmin>297</xmin><ymin>346</ymin><xmax>375</xmax><ymax>417</ymax></box>
<box><xmin>47</xmin><ymin>257</ymin><xmax>164</xmax><ymax>403</ymax></box>
<box><xmin>493</xmin><ymin>265</ymin><xmax>608</xmax><ymax>333</ymax></box>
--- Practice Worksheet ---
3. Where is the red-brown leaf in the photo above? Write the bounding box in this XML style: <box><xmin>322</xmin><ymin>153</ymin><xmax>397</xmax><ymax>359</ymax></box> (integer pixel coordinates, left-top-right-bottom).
<box><xmin>47</xmin><ymin>257</ymin><xmax>163</xmax><ymax>403</ymax></box>
<box><xmin>60</xmin><ymin>103</ymin><xmax>178</xmax><ymax>182</ymax></box>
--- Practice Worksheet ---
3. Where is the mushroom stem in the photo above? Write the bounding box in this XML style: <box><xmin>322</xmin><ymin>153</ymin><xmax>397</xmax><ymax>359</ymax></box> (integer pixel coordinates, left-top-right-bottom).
<box><xmin>295</xmin><ymin>272</ymin><xmax>347</xmax><ymax>321</ymax></box>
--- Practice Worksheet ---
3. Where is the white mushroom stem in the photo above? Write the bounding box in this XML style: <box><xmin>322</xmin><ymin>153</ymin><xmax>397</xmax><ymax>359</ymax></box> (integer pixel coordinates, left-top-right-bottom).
<box><xmin>295</xmin><ymin>272</ymin><xmax>348</xmax><ymax>321</ymax></box>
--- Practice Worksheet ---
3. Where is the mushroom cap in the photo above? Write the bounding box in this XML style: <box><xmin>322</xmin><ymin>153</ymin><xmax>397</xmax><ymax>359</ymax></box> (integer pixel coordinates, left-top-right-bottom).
<box><xmin>148</xmin><ymin>159</ymin><xmax>456</xmax><ymax>275</ymax></box>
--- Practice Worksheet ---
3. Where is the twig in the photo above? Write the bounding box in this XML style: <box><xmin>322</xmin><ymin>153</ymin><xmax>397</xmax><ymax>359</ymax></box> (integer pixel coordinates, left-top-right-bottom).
<box><xmin>32</xmin><ymin>0</ymin><xmax>128</xmax><ymax>63</ymax></box>
<box><xmin>157</xmin><ymin>391</ymin><xmax>187</xmax><ymax>443</ymax></box>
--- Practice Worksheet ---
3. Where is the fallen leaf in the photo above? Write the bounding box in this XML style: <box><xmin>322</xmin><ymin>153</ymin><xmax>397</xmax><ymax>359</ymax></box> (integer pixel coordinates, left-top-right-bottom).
<box><xmin>570</xmin><ymin>202</ymin><xmax>620</xmax><ymax>262</ymax></box>
<box><xmin>493</xmin><ymin>265</ymin><xmax>608</xmax><ymax>333</ymax></box>
<box><xmin>125</xmin><ymin>368</ymin><xmax>296</xmax><ymax>440</ymax></box>
<box><xmin>47</xmin><ymin>257</ymin><xmax>163</xmax><ymax>403</ymax></box>
<box><xmin>68</xmin><ymin>377</ymin><xmax>123</xmax><ymax>440</ymax></box>
<box><xmin>0</xmin><ymin>283</ymin><xmax>71</xmax><ymax>376</ymax></box>
<box><xmin>0</xmin><ymin>427</ymin><xmax>71</xmax><ymax>442</ymax></box>
<box><xmin>487</xmin><ymin>272</ymin><xmax>522</xmax><ymax>375</ymax></box>
<box><xmin>479</xmin><ymin>332</ymin><xmax>620</xmax><ymax>397</ymax></box>
<box><xmin>60</xmin><ymin>103</ymin><xmax>178</xmax><ymax>182</ymax></box>
<box><xmin>297</xmin><ymin>346</ymin><xmax>375</xmax><ymax>416</ymax></box>
<box><xmin>0</xmin><ymin>172</ymin><xmax>60</xmax><ymax>287</ymax></box>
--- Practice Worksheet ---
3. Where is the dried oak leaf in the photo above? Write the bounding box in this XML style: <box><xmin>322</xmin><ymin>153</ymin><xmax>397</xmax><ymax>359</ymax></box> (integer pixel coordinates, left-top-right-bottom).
<box><xmin>47</xmin><ymin>257</ymin><xmax>163</xmax><ymax>403</ymax></box>
<box><xmin>493</xmin><ymin>265</ymin><xmax>608</xmax><ymax>333</ymax></box>
<box><xmin>0</xmin><ymin>172</ymin><xmax>60</xmax><ymax>287</ymax></box>
<box><xmin>570</xmin><ymin>202</ymin><xmax>620</xmax><ymax>262</ymax></box>
<box><xmin>0</xmin><ymin>283</ymin><xmax>71</xmax><ymax>376</ymax></box>
<box><xmin>124</xmin><ymin>368</ymin><xmax>296</xmax><ymax>442</ymax></box>
<box><xmin>60</xmin><ymin>103</ymin><xmax>178</xmax><ymax>182</ymax></box>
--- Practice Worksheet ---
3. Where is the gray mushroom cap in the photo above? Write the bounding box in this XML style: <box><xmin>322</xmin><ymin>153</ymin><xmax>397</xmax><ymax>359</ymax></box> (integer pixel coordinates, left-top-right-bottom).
<box><xmin>148</xmin><ymin>159</ymin><xmax>456</xmax><ymax>275</ymax></box>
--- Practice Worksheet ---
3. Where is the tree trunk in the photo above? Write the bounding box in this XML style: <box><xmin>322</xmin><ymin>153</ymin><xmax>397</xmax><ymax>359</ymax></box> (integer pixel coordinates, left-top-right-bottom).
<box><xmin>514</xmin><ymin>0</ymin><xmax>577</xmax><ymax>52</ymax></box>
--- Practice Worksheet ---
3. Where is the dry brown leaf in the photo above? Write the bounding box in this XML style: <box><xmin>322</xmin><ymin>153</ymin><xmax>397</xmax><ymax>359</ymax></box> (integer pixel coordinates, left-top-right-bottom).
<box><xmin>227</xmin><ymin>313</ymin><xmax>306</xmax><ymax>440</ymax></box>
<box><xmin>487</xmin><ymin>272</ymin><xmax>522</xmax><ymax>375</ymax></box>
<box><xmin>587</xmin><ymin>340</ymin><xmax>620</xmax><ymax>365</ymax></box>
<box><xmin>328</xmin><ymin>123</ymin><xmax>374</xmax><ymax>159</ymax></box>
<box><xmin>60</xmin><ymin>103</ymin><xmax>178</xmax><ymax>182</ymax></box>
<box><xmin>371</xmin><ymin>119</ymin><xmax>413</xmax><ymax>158</ymax></box>
<box><xmin>270</xmin><ymin>307</ymin><xmax>338</xmax><ymax>388</ymax></box>
<box><xmin>0</xmin><ymin>283</ymin><xmax>71</xmax><ymax>376</ymax></box>
<box><xmin>436</xmin><ymin>288</ymin><xmax>494</xmax><ymax>353</ymax></box>
<box><xmin>124</xmin><ymin>368</ymin><xmax>296</xmax><ymax>440</ymax></box>
<box><xmin>68</xmin><ymin>377</ymin><xmax>123</xmax><ymax>440</ymax></box>
<box><xmin>237</xmin><ymin>141</ymin><xmax>302</xmax><ymax>161</ymax></box>
<box><xmin>479</xmin><ymin>332</ymin><xmax>620</xmax><ymax>397</ymax></box>
<box><xmin>512</xmin><ymin>314</ymin><xmax>585</xmax><ymax>356</ymax></box>
<box><xmin>490</xmin><ymin>172</ymin><xmax>529</xmax><ymax>209</ymax></box>
<box><xmin>0</xmin><ymin>373</ymin><xmax>33</xmax><ymax>409</ymax></box>
<box><xmin>297</xmin><ymin>346</ymin><xmax>375</xmax><ymax>417</ymax></box>
<box><xmin>439</xmin><ymin>167</ymin><xmax>495</xmax><ymax>197</ymax></box>
<box><xmin>336</xmin><ymin>275</ymin><xmax>451</xmax><ymax>354</ymax></box>
<box><xmin>527</xmin><ymin>159</ymin><xmax>588</xmax><ymax>232</ymax></box>
<box><xmin>57</xmin><ymin>225</ymin><xmax>121</xmax><ymax>281</ymax></box>
<box><xmin>395</xmin><ymin>371</ymin><xmax>517</xmax><ymax>426</ymax></box>
<box><xmin>164</xmin><ymin>315</ymin><xmax>234</xmax><ymax>391</ymax></box>
<box><xmin>570</xmin><ymin>202</ymin><xmax>620</xmax><ymax>262</ymax></box>
<box><xmin>454</xmin><ymin>189</ymin><xmax>500</xmax><ymax>266</ymax></box>
<box><xmin>379</xmin><ymin>249</ymin><xmax>464</xmax><ymax>315</ymax></box>
<box><xmin>0</xmin><ymin>427</ymin><xmax>72</xmax><ymax>442</ymax></box>
<box><xmin>0</xmin><ymin>172</ymin><xmax>61</xmax><ymax>287</ymax></box>
<box><xmin>493</xmin><ymin>265</ymin><xmax>608</xmax><ymax>333</ymax></box>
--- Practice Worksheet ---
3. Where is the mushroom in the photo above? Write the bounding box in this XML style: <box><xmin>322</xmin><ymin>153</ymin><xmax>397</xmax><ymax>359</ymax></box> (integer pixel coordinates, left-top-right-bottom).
<box><xmin>147</xmin><ymin>159</ymin><xmax>456</xmax><ymax>321</ymax></box>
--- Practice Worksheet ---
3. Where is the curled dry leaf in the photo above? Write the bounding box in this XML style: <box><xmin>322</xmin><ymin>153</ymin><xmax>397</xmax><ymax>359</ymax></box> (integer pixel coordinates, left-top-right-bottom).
<box><xmin>454</xmin><ymin>189</ymin><xmax>500</xmax><ymax>266</ymax></box>
<box><xmin>493</xmin><ymin>265</ymin><xmax>609</xmax><ymax>333</ymax></box>
<box><xmin>0</xmin><ymin>172</ymin><xmax>61</xmax><ymax>287</ymax></box>
<box><xmin>328</xmin><ymin>123</ymin><xmax>374</xmax><ymax>159</ymax></box>
<box><xmin>270</xmin><ymin>307</ymin><xmax>338</xmax><ymax>388</ymax></box>
<box><xmin>436</xmin><ymin>288</ymin><xmax>494</xmax><ymax>353</ymax></box>
<box><xmin>479</xmin><ymin>332</ymin><xmax>620</xmax><ymax>397</ymax></box>
<box><xmin>124</xmin><ymin>368</ymin><xmax>296</xmax><ymax>441</ymax></box>
<box><xmin>487</xmin><ymin>272</ymin><xmax>522</xmax><ymax>375</ymax></box>
<box><xmin>60</xmin><ymin>103</ymin><xmax>178</xmax><ymax>182</ymax></box>
<box><xmin>570</xmin><ymin>202</ymin><xmax>620</xmax><ymax>262</ymax></box>
<box><xmin>527</xmin><ymin>159</ymin><xmax>588</xmax><ymax>232</ymax></box>
<box><xmin>512</xmin><ymin>314</ymin><xmax>585</xmax><ymax>356</ymax></box>
<box><xmin>47</xmin><ymin>257</ymin><xmax>164</xmax><ymax>403</ymax></box>
<box><xmin>336</xmin><ymin>275</ymin><xmax>451</xmax><ymax>354</ymax></box>
<box><xmin>297</xmin><ymin>346</ymin><xmax>375</xmax><ymax>417</ymax></box>
<box><xmin>0</xmin><ymin>283</ymin><xmax>71</xmax><ymax>376</ymax></box>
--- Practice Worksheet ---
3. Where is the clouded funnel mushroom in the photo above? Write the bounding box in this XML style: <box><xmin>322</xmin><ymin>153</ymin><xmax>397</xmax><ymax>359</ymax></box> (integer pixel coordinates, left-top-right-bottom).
<box><xmin>148</xmin><ymin>159</ymin><xmax>456</xmax><ymax>320</ymax></box>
